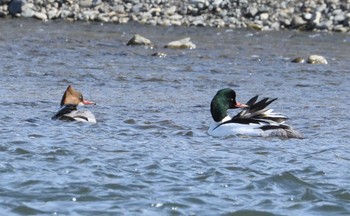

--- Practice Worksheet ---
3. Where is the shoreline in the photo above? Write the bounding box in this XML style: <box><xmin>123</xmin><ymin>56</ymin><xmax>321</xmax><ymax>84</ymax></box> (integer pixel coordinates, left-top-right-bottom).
<box><xmin>1</xmin><ymin>0</ymin><xmax>349</xmax><ymax>32</ymax></box>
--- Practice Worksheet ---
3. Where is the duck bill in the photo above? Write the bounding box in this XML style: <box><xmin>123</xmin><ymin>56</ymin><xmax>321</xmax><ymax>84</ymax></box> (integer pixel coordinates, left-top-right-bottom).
<box><xmin>83</xmin><ymin>100</ymin><xmax>96</xmax><ymax>105</ymax></box>
<box><xmin>235</xmin><ymin>102</ymin><xmax>248</xmax><ymax>108</ymax></box>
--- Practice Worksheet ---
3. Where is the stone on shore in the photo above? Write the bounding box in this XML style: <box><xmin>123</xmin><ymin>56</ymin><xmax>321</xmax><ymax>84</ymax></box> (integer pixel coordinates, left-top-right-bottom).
<box><xmin>34</xmin><ymin>12</ymin><xmax>47</xmax><ymax>21</ymax></box>
<box><xmin>0</xmin><ymin>0</ymin><xmax>350</xmax><ymax>32</ymax></box>
<box><xmin>127</xmin><ymin>34</ymin><xmax>153</xmax><ymax>47</ymax></box>
<box><xmin>21</xmin><ymin>3</ymin><xmax>35</xmax><ymax>18</ymax></box>
<box><xmin>307</xmin><ymin>55</ymin><xmax>328</xmax><ymax>64</ymax></box>
<box><xmin>8</xmin><ymin>0</ymin><xmax>21</xmax><ymax>15</ymax></box>
<box><xmin>164</xmin><ymin>37</ymin><xmax>196</xmax><ymax>49</ymax></box>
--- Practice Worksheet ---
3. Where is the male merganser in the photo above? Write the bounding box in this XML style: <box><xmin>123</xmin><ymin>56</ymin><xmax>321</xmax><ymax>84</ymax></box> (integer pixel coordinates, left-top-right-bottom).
<box><xmin>52</xmin><ymin>85</ymin><xmax>96</xmax><ymax>123</ymax></box>
<box><xmin>208</xmin><ymin>88</ymin><xmax>303</xmax><ymax>139</ymax></box>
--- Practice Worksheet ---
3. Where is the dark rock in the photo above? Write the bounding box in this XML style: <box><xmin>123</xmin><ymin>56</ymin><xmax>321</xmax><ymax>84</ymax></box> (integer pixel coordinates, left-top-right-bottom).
<box><xmin>8</xmin><ymin>0</ymin><xmax>22</xmax><ymax>15</ymax></box>
<box><xmin>151</xmin><ymin>52</ymin><xmax>167</xmax><ymax>58</ymax></box>
<box><xmin>291</xmin><ymin>57</ymin><xmax>305</xmax><ymax>63</ymax></box>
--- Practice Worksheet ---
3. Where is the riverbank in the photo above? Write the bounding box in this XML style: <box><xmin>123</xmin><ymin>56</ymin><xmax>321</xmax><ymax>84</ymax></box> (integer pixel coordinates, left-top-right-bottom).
<box><xmin>1</xmin><ymin>0</ymin><xmax>349</xmax><ymax>32</ymax></box>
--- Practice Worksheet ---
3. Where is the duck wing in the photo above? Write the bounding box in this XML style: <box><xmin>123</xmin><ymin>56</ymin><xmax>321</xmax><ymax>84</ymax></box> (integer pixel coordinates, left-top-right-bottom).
<box><xmin>52</xmin><ymin>104</ymin><xmax>77</xmax><ymax>120</ymax></box>
<box><xmin>232</xmin><ymin>96</ymin><xmax>288</xmax><ymax>124</ymax></box>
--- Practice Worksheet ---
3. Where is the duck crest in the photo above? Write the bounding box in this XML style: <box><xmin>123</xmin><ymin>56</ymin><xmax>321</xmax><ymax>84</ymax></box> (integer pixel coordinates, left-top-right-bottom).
<box><xmin>60</xmin><ymin>85</ymin><xmax>82</xmax><ymax>107</ymax></box>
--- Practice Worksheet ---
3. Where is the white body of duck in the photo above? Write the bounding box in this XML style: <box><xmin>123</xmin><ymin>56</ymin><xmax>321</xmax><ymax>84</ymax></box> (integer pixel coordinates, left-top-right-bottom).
<box><xmin>208</xmin><ymin>88</ymin><xmax>303</xmax><ymax>139</ymax></box>
<box><xmin>52</xmin><ymin>85</ymin><xmax>96</xmax><ymax>123</ymax></box>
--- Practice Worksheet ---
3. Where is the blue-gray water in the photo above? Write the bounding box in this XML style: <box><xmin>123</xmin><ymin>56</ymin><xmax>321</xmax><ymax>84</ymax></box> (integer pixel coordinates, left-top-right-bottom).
<box><xmin>1</xmin><ymin>19</ymin><xmax>350</xmax><ymax>215</ymax></box>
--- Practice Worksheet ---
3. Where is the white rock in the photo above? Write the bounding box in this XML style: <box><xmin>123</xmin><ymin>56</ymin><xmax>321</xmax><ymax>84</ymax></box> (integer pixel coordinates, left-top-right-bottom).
<box><xmin>165</xmin><ymin>37</ymin><xmax>196</xmax><ymax>49</ymax></box>
<box><xmin>260</xmin><ymin>13</ymin><xmax>269</xmax><ymax>20</ymax></box>
<box><xmin>21</xmin><ymin>3</ymin><xmax>35</xmax><ymax>18</ymax></box>
<box><xmin>307</xmin><ymin>55</ymin><xmax>328</xmax><ymax>64</ymax></box>
<box><xmin>97</xmin><ymin>13</ymin><xmax>109</xmax><ymax>22</ymax></box>
<box><xmin>34</xmin><ymin>12</ymin><xmax>47</xmax><ymax>21</ymax></box>
<box><xmin>47</xmin><ymin>8</ymin><xmax>58</xmax><ymax>19</ymax></box>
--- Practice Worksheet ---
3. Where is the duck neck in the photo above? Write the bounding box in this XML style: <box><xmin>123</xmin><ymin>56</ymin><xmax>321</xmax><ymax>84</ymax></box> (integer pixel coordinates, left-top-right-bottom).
<box><xmin>210</xmin><ymin>99</ymin><xmax>229</xmax><ymax>122</ymax></box>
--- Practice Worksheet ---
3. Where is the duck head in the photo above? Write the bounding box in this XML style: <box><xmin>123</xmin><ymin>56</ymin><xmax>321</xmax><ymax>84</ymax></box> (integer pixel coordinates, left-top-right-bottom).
<box><xmin>60</xmin><ymin>85</ymin><xmax>96</xmax><ymax>107</ymax></box>
<box><xmin>210</xmin><ymin>88</ymin><xmax>248</xmax><ymax>122</ymax></box>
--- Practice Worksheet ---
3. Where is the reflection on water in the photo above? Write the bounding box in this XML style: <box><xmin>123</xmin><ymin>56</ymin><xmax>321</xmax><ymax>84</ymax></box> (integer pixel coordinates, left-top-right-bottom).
<box><xmin>0</xmin><ymin>19</ymin><xmax>350</xmax><ymax>215</ymax></box>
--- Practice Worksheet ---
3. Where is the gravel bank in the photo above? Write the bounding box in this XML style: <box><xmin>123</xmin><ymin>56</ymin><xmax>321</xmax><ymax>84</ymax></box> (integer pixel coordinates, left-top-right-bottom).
<box><xmin>1</xmin><ymin>0</ymin><xmax>349</xmax><ymax>32</ymax></box>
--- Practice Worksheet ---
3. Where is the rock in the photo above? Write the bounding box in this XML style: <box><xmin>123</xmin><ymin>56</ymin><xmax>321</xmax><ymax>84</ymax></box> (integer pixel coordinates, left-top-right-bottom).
<box><xmin>8</xmin><ymin>0</ymin><xmax>22</xmax><ymax>15</ymax></box>
<box><xmin>47</xmin><ymin>8</ymin><xmax>58</xmax><ymax>19</ymax></box>
<box><xmin>34</xmin><ymin>12</ymin><xmax>47</xmax><ymax>21</ymax></box>
<box><xmin>247</xmin><ymin>6</ymin><xmax>258</xmax><ymax>17</ymax></box>
<box><xmin>260</xmin><ymin>13</ymin><xmax>269</xmax><ymax>20</ymax></box>
<box><xmin>118</xmin><ymin>17</ymin><xmax>129</xmax><ymax>24</ymax></box>
<box><xmin>127</xmin><ymin>34</ymin><xmax>153</xmax><ymax>47</ymax></box>
<box><xmin>307</xmin><ymin>55</ymin><xmax>328</xmax><ymax>64</ymax></box>
<box><xmin>112</xmin><ymin>5</ymin><xmax>124</xmax><ymax>13</ymax></box>
<box><xmin>291</xmin><ymin>15</ymin><xmax>306</xmax><ymax>28</ymax></box>
<box><xmin>211</xmin><ymin>18</ymin><xmax>225</xmax><ymax>27</ymax></box>
<box><xmin>131</xmin><ymin>3</ymin><xmax>143</xmax><ymax>13</ymax></box>
<box><xmin>164</xmin><ymin>37</ymin><xmax>196</xmax><ymax>49</ymax></box>
<box><xmin>61</xmin><ymin>9</ymin><xmax>73</xmax><ymax>19</ymax></box>
<box><xmin>0</xmin><ymin>10</ymin><xmax>6</xmax><ymax>18</ymax></box>
<box><xmin>291</xmin><ymin>57</ymin><xmax>305</xmax><ymax>63</ymax></box>
<box><xmin>97</xmin><ymin>13</ymin><xmax>109</xmax><ymax>22</ymax></box>
<box><xmin>333</xmin><ymin>25</ymin><xmax>348</xmax><ymax>32</ymax></box>
<box><xmin>189</xmin><ymin>0</ymin><xmax>209</xmax><ymax>10</ymax></box>
<box><xmin>246</xmin><ymin>22</ymin><xmax>263</xmax><ymax>30</ymax></box>
<box><xmin>313</xmin><ymin>11</ymin><xmax>321</xmax><ymax>25</ymax></box>
<box><xmin>334</xmin><ymin>13</ymin><xmax>346</xmax><ymax>22</ymax></box>
<box><xmin>79</xmin><ymin>0</ymin><xmax>93</xmax><ymax>8</ymax></box>
<box><xmin>82</xmin><ymin>10</ymin><xmax>99</xmax><ymax>21</ymax></box>
<box><xmin>165</xmin><ymin>6</ymin><xmax>177</xmax><ymax>15</ymax></box>
<box><xmin>303</xmin><ymin>12</ymin><xmax>313</xmax><ymax>20</ymax></box>
<box><xmin>211</xmin><ymin>0</ymin><xmax>223</xmax><ymax>8</ymax></box>
<box><xmin>151</xmin><ymin>52</ymin><xmax>167</xmax><ymax>58</ymax></box>
<box><xmin>21</xmin><ymin>3</ymin><xmax>35</xmax><ymax>18</ymax></box>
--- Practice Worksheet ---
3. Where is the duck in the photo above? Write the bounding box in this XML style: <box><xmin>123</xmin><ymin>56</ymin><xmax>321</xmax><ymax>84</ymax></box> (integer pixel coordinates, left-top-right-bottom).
<box><xmin>208</xmin><ymin>88</ymin><xmax>303</xmax><ymax>139</ymax></box>
<box><xmin>52</xmin><ymin>85</ymin><xmax>96</xmax><ymax>123</ymax></box>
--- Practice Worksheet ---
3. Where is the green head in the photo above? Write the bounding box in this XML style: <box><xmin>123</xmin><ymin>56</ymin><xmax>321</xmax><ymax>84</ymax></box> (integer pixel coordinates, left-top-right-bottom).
<box><xmin>210</xmin><ymin>88</ymin><xmax>247</xmax><ymax>122</ymax></box>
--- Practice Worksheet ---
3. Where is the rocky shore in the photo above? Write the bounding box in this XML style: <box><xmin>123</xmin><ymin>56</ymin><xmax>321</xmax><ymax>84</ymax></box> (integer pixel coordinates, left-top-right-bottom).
<box><xmin>1</xmin><ymin>0</ymin><xmax>349</xmax><ymax>32</ymax></box>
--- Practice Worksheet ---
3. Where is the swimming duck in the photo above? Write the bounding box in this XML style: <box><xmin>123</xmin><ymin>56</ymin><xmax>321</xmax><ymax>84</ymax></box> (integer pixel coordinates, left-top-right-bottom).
<box><xmin>208</xmin><ymin>88</ymin><xmax>303</xmax><ymax>139</ymax></box>
<box><xmin>52</xmin><ymin>85</ymin><xmax>96</xmax><ymax>123</ymax></box>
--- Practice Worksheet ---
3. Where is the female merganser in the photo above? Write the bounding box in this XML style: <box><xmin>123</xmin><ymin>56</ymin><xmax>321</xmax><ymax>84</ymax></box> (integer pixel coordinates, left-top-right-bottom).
<box><xmin>208</xmin><ymin>88</ymin><xmax>303</xmax><ymax>139</ymax></box>
<box><xmin>52</xmin><ymin>85</ymin><xmax>96</xmax><ymax>123</ymax></box>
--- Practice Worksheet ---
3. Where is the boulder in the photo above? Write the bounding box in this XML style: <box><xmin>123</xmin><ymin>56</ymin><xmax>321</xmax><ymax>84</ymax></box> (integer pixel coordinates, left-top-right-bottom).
<box><xmin>164</xmin><ymin>37</ymin><xmax>196</xmax><ymax>49</ymax></box>
<box><xmin>307</xmin><ymin>55</ymin><xmax>328</xmax><ymax>64</ymax></box>
<box><xmin>21</xmin><ymin>3</ymin><xmax>35</xmax><ymax>18</ymax></box>
<box><xmin>127</xmin><ymin>34</ymin><xmax>153</xmax><ymax>47</ymax></box>
<box><xmin>8</xmin><ymin>0</ymin><xmax>22</xmax><ymax>15</ymax></box>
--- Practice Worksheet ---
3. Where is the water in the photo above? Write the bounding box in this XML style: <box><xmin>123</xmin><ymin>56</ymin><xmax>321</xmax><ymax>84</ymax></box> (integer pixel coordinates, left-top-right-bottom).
<box><xmin>1</xmin><ymin>19</ymin><xmax>350</xmax><ymax>215</ymax></box>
